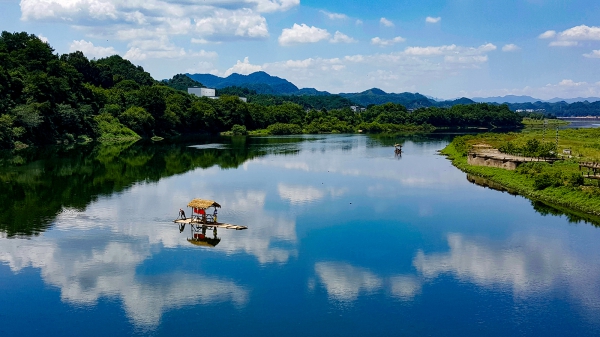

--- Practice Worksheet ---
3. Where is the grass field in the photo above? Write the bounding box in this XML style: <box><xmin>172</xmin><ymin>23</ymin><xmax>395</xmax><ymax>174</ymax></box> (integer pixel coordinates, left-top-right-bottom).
<box><xmin>441</xmin><ymin>128</ymin><xmax>600</xmax><ymax>219</ymax></box>
<box><xmin>521</xmin><ymin>118</ymin><xmax>570</xmax><ymax>127</ymax></box>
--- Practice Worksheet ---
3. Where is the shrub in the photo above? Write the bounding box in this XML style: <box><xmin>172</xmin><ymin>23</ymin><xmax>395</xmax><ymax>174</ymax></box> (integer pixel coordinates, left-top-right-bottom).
<box><xmin>119</xmin><ymin>106</ymin><xmax>154</xmax><ymax>136</ymax></box>
<box><xmin>94</xmin><ymin>113</ymin><xmax>141</xmax><ymax>142</ymax></box>
<box><xmin>534</xmin><ymin>173</ymin><xmax>561</xmax><ymax>190</ymax></box>
<box><xmin>567</xmin><ymin>173</ymin><xmax>585</xmax><ymax>187</ymax></box>
<box><xmin>231</xmin><ymin>124</ymin><xmax>247</xmax><ymax>135</ymax></box>
<box><xmin>267</xmin><ymin>123</ymin><xmax>302</xmax><ymax>135</ymax></box>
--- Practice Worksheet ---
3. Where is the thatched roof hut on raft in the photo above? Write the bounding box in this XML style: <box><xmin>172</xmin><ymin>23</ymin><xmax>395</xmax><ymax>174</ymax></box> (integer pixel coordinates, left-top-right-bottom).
<box><xmin>187</xmin><ymin>199</ymin><xmax>221</xmax><ymax>210</ymax></box>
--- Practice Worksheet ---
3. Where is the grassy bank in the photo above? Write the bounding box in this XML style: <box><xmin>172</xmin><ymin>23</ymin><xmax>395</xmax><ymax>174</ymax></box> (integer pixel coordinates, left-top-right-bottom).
<box><xmin>441</xmin><ymin>130</ymin><xmax>600</xmax><ymax>218</ymax></box>
<box><xmin>522</xmin><ymin>118</ymin><xmax>569</xmax><ymax>127</ymax></box>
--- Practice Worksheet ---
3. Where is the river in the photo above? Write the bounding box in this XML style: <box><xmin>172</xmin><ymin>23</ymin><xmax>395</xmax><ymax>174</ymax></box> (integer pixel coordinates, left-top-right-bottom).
<box><xmin>1</xmin><ymin>134</ymin><xmax>600</xmax><ymax>336</ymax></box>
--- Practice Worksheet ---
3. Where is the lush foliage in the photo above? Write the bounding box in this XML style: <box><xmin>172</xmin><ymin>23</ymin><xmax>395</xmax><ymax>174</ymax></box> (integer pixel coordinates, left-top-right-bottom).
<box><xmin>442</xmin><ymin>130</ymin><xmax>600</xmax><ymax>221</ymax></box>
<box><xmin>498</xmin><ymin>138</ymin><xmax>557</xmax><ymax>157</ymax></box>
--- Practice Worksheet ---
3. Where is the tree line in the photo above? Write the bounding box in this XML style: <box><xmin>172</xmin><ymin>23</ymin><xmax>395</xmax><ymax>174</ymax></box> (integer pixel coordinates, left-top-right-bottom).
<box><xmin>0</xmin><ymin>31</ymin><xmax>523</xmax><ymax>150</ymax></box>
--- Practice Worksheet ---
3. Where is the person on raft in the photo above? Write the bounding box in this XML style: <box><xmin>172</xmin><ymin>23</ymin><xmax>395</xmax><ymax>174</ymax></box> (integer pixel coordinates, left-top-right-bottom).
<box><xmin>179</xmin><ymin>208</ymin><xmax>186</xmax><ymax>220</ymax></box>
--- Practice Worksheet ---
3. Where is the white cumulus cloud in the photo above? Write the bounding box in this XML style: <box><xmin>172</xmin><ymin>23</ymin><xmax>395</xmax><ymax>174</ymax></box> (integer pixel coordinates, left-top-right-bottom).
<box><xmin>20</xmin><ymin>0</ymin><xmax>285</xmax><ymax>53</ymax></box>
<box><xmin>541</xmin><ymin>25</ymin><xmax>600</xmax><ymax>49</ymax></box>
<box><xmin>320</xmin><ymin>10</ymin><xmax>347</xmax><ymax>20</ymax></box>
<box><xmin>425</xmin><ymin>16</ymin><xmax>441</xmax><ymax>23</ymax></box>
<box><xmin>193</xmin><ymin>9</ymin><xmax>269</xmax><ymax>39</ymax></box>
<box><xmin>502</xmin><ymin>44</ymin><xmax>520</xmax><ymax>52</ymax></box>
<box><xmin>539</xmin><ymin>30</ymin><xmax>557</xmax><ymax>39</ymax></box>
<box><xmin>558</xmin><ymin>25</ymin><xmax>600</xmax><ymax>41</ymax></box>
<box><xmin>223</xmin><ymin>57</ymin><xmax>263</xmax><ymax>76</ymax></box>
<box><xmin>549</xmin><ymin>40</ymin><xmax>578</xmax><ymax>47</ymax></box>
<box><xmin>278</xmin><ymin>23</ymin><xmax>331</xmax><ymax>46</ymax></box>
<box><xmin>584</xmin><ymin>50</ymin><xmax>600</xmax><ymax>58</ymax></box>
<box><xmin>37</xmin><ymin>34</ymin><xmax>49</xmax><ymax>43</ymax></box>
<box><xmin>380</xmin><ymin>17</ymin><xmax>394</xmax><ymax>27</ymax></box>
<box><xmin>371</xmin><ymin>36</ymin><xmax>406</xmax><ymax>47</ymax></box>
<box><xmin>69</xmin><ymin>40</ymin><xmax>117</xmax><ymax>59</ymax></box>
<box><xmin>330</xmin><ymin>31</ymin><xmax>357</xmax><ymax>44</ymax></box>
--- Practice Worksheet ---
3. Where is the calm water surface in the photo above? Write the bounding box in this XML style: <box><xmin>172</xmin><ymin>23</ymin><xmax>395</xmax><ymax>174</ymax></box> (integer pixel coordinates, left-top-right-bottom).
<box><xmin>1</xmin><ymin>134</ymin><xmax>600</xmax><ymax>336</ymax></box>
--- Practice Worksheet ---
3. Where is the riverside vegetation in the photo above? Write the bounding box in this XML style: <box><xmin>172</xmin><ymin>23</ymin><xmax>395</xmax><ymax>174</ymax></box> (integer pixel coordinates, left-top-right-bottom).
<box><xmin>0</xmin><ymin>31</ymin><xmax>523</xmax><ymax>150</ymax></box>
<box><xmin>441</xmin><ymin>127</ymin><xmax>600</xmax><ymax>219</ymax></box>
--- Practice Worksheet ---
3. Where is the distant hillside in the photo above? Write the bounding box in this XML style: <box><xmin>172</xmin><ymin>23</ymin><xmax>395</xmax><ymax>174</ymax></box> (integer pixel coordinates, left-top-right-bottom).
<box><xmin>472</xmin><ymin>95</ymin><xmax>542</xmax><ymax>104</ymax></box>
<box><xmin>506</xmin><ymin>101</ymin><xmax>600</xmax><ymax>117</ymax></box>
<box><xmin>546</xmin><ymin>97</ymin><xmax>600</xmax><ymax>104</ymax></box>
<box><xmin>339</xmin><ymin>88</ymin><xmax>476</xmax><ymax>109</ymax></box>
<box><xmin>473</xmin><ymin>95</ymin><xmax>600</xmax><ymax>104</ymax></box>
<box><xmin>339</xmin><ymin>89</ymin><xmax>431</xmax><ymax>108</ymax></box>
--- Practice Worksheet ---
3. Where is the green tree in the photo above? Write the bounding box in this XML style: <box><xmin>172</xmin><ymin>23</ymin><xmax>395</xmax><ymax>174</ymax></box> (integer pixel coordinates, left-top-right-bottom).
<box><xmin>119</xmin><ymin>106</ymin><xmax>154</xmax><ymax>136</ymax></box>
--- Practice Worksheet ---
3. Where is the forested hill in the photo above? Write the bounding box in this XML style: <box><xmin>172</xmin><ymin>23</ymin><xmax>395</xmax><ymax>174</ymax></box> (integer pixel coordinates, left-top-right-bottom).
<box><xmin>338</xmin><ymin>89</ymin><xmax>477</xmax><ymax>109</ymax></box>
<box><xmin>186</xmin><ymin>71</ymin><xmax>320</xmax><ymax>95</ymax></box>
<box><xmin>505</xmin><ymin>101</ymin><xmax>600</xmax><ymax>117</ymax></box>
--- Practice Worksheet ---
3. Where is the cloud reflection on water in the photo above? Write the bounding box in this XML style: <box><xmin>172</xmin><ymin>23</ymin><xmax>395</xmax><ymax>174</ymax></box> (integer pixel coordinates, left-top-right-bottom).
<box><xmin>314</xmin><ymin>262</ymin><xmax>382</xmax><ymax>302</ymax></box>
<box><xmin>414</xmin><ymin>233</ymin><xmax>600</xmax><ymax>316</ymax></box>
<box><xmin>315</xmin><ymin>232</ymin><xmax>600</xmax><ymax>318</ymax></box>
<box><xmin>278</xmin><ymin>183</ymin><xmax>348</xmax><ymax>205</ymax></box>
<box><xmin>0</xmin><ymin>234</ymin><xmax>248</xmax><ymax>328</ymax></box>
<box><xmin>0</xmin><ymin>179</ymin><xmax>303</xmax><ymax>328</ymax></box>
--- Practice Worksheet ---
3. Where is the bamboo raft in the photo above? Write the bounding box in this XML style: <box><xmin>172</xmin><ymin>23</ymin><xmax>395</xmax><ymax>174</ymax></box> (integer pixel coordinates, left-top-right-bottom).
<box><xmin>174</xmin><ymin>198</ymin><xmax>248</xmax><ymax>230</ymax></box>
<box><xmin>173</xmin><ymin>218</ymin><xmax>248</xmax><ymax>230</ymax></box>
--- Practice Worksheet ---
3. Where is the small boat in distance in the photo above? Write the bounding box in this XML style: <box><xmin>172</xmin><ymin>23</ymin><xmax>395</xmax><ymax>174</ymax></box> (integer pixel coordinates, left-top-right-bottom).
<box><xmin>173</xmin><ymin>198</ymin><xmax>248</xmax><ymax>230</ymax></box>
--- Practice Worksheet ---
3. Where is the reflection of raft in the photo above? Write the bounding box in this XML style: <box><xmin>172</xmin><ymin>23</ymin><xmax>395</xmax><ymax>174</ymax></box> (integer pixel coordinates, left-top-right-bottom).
<box><xmin>187</xmin><ymin>234</ymin><xmax>221</xmax><ymax>247</ymax></box>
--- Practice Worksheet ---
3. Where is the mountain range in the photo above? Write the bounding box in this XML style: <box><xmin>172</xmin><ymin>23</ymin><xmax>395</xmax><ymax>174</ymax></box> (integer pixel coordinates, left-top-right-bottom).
<box><xmin>185</xmin><ymin>71</ymin><xmax>598</xmax><ymax>108</ymax></box>
<box><xmin>184</xmin><ymin>72</ymin><xmax>475</xmax><ymax>108</ymax></box>
<box><xmin>472</xmin><ymin>95</ymin><xmax>600</xmax><ymax>104</ymax></box>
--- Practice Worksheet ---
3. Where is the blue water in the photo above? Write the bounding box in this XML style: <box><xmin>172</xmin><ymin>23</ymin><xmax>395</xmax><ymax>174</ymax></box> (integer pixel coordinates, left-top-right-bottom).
<box><xmin>1</xmin><ymin>134</ymin><xmax>600</xmax><ymax>336</ymax></box>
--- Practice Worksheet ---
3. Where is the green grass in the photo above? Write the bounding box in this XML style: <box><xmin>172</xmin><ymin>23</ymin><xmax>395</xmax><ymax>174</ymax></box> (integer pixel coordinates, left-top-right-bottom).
<box><xmin>522</xmin><ymin>118</ymin><xmax>569</xmax><ymax>127</ymax></box>
<box><xmin>441</xmin><ymin>135</ymin><xmax>600</xmax><ymax>218</ymax></box>
<box><xmin>94</xmin><ymin>113</ymin><xmax>141</xmax><ymax>143</ymax></box>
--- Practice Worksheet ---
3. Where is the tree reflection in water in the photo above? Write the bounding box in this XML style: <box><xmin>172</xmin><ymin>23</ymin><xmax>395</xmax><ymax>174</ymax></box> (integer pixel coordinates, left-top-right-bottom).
<box><xmin>0</xmin><ymin>136</ymin><xmax>304</xmax><ymax>237</ymax></box>
<box><xmin>466</xmin><ymin>173</ymin><xmax>600</xmax><ymax>227</ymax></box>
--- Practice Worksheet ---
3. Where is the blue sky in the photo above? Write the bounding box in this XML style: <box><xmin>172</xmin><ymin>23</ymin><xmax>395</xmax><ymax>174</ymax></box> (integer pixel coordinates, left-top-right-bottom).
<box><xmin>2</xmin><ymin>0</ymin><xmax>600</xmax><ymax>99</ymax></box>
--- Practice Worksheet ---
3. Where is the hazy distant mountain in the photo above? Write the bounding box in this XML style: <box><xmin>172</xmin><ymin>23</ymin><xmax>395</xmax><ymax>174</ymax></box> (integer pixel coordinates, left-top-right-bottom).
<box><xmin>546</xmin><ymin>97</ymin><xmax>600</xmax><ymax>104</ymax></box>
<box><xmin>472</xmin><ymin>95</ymin><xmax>543</xmax><ymax>104</ymax></box>
<box><xmin>472</xmin><ymin>95</ymin><xmax>600</xmax><ymax>104</ymax></box>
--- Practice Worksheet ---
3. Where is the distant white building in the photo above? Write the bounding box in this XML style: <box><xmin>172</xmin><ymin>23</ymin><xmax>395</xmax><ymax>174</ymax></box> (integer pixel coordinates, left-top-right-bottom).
<box><xmin>350</xmin><ymin>106</ymin><xmax>366</xmax><ymax>113</ymax></box>
<box><xmin>187</xmin><ymin>87</ymin><xmax>247</xmax><ymax>102</ymax></box>
<box><xmin>515</xmin><ymin>109</ymin><xmax>546</xmax><ymax>113</ymax></box>
<box><xmin>188</xmin><ymin>87</ymin><xmax>216</xmax><ymax>98</ymax></box>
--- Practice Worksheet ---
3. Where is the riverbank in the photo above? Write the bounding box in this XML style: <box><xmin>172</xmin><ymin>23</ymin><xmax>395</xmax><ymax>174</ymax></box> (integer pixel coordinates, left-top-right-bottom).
<box><xmin>441</xmin><ymin>130</ymin><xmax>600</xmax><ymax>218</ymax></box>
